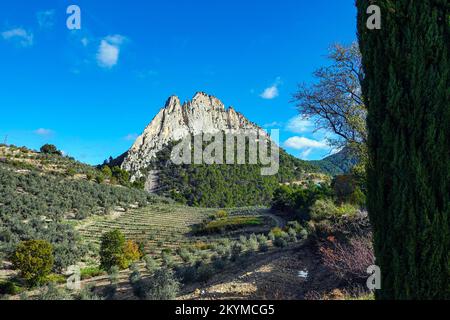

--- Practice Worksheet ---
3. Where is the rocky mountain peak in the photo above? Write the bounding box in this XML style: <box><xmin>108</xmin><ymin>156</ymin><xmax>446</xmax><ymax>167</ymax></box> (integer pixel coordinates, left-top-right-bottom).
<box><xmin>121</xmin><ymin>92</ymin><xmax>262</xmax><ymax>180</ymax></box>
<box><xmin>191</xmin><ymin>92</ymin><xmax>225</xmax><ymax>110</ymax></box>
<box><xmin>164</xmin><ymin>95</ymin><xmax>181</xmax><ymax>113</ymax></box>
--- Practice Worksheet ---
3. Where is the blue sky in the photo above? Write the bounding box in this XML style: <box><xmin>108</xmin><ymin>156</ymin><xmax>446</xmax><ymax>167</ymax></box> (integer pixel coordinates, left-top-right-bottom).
<box><xmin>0</xmin><ymin>0</ymin><xmax>357</xmax><ymax>165</ymax></box>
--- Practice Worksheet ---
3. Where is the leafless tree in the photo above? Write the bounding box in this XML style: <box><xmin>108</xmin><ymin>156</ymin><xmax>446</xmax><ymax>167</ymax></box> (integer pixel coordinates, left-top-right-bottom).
<box><xmin>293</xmin><ymin>43</ymin><xmax>367</xmax><ymax>159</ymax></box>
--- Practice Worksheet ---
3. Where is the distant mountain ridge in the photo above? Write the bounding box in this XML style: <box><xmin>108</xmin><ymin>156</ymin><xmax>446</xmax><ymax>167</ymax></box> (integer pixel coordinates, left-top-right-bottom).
<box><xmin>311</xmin><ymin>148</ymin><xmax>359</xmax><ymax>176</ymax></box>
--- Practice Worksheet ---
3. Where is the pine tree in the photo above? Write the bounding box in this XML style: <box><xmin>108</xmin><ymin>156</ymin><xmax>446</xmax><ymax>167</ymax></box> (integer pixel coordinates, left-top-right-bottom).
<box><xmin>357</xmin><ymin>1</ymin><xmax>449</xmax><ymax>299</ymax></box>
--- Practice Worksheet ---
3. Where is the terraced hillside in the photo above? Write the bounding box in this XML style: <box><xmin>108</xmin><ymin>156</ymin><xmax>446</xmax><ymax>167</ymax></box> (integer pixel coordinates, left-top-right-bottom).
<box><xmin>77</xmin><ymin>205</ymin><xmax>277</xmax><ymax>257</ymax></box>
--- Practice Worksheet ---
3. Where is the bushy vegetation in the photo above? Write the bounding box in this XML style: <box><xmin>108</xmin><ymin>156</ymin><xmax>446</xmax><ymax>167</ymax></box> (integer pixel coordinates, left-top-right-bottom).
<box><xmin>131</xmin><ymin>267</ymin><xmax>180</xmax><ymax>300</ymax></box>
<box><xmin>311</xmin><ymin>148</ymin><xmax>359</xmax><ymax>176</ymax></box>
<box><xmin>0</xmin><ymin>163</ymin><xmax>154</xmax><ymax>270</ymax></box>
<box><xmin>271</xmin><ymin>183</ymin><xmax>332</xmax><ymax>218</ymax></box>
<box><xmin>40</xmin><ymin>144</ymin><xmax>62</xmax><ymax>156</ymax></box>
<box><xmin>99</xmin><ymin>230</ymin><xmax>140</xmax><ymax>271</ymax></box>
<box><xmin>144</xmin><ymin>138</ymin><xmax>322</xmax><ymax>207</ymax></box>
<box><xmin>193</xmin><ymin>215</ymin><xmax>265</xmax><ymax>235</ymax></box>
<box><xmin>11</xmin><ymin>240</ymin><xmax>54</xmax><ymax>286</ymax></box>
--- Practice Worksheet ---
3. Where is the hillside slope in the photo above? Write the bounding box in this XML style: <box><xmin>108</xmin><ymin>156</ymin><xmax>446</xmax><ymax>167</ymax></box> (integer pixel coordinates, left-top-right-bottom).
<box><xmin>147</xmin><ymin>141</ymin><xmax>325</xmax><ymax>207</ymax></box>
<box><xmin>310</xmin><ymin>148</ymin><xmax>359</xmax><ymax>176</ymax></box>
<box><xmin>0</xmin><ymin>145</ymin><xmax>161</xmax><ymax>270</ymax></box>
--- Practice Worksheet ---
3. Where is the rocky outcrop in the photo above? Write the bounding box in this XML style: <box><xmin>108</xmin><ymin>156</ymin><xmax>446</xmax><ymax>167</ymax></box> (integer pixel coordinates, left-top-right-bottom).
<box><xmin>121</xmin><ymin>92</ymin><xmax>263</xmax><ymax>180</ymax></box>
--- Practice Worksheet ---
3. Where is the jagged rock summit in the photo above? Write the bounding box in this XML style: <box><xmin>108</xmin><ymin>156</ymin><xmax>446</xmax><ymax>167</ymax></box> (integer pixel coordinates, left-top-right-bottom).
<box><xmin>121</xmin><ymin>92</ymin><xmax>262</xmax><ymax>179</ymax></box>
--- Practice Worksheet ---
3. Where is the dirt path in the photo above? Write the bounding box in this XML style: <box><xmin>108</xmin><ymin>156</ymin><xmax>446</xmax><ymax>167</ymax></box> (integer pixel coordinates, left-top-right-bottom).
<box><xmin>178</xmin><ymin>241</ymin><xmax>334</xmax><ymax>300</ymax></box>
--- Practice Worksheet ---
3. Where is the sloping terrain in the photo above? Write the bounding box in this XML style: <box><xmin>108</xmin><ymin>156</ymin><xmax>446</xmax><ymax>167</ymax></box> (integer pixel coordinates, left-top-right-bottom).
<box><xmin>311</xmin><ymin>148</ymin><xmax>359</xmax><ymax>176</ymax></box>
<box><xmin>77</xmin><ymin>205</ymin><xmax>278</xmax><ymax>258</ymax></box>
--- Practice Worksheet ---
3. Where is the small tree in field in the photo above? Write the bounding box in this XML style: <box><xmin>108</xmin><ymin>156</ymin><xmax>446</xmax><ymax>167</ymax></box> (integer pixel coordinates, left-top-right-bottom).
<box><xmin>99</xmin><ymin>230</ymin><xmax>125</xmax><ymax>271</ymax></box>
<box><xmin>137</xmin><ymin>268</ymin><xmax>180</xmax><ymax>300</ymax></box>
<box><xmin>12</xmin><ymin>240</ymin><xmax>54</xmax><ymax>286</ymax></box>
<box><xmin>40</xmin><ymin>144</ymin><xmax>62</xmax><ymax>156</ymax></box>
<box><xmin>123</xmin><ymin>240</ymin><xmax>141</xmax><ymax>267</ymax></box>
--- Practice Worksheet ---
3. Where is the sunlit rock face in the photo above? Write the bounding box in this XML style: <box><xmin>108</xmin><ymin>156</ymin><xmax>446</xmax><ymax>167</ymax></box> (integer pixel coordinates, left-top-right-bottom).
<box><xmin>121</xmin><ymin>92</ymin><xmax>262</xmax><ymax>180</ymax></box>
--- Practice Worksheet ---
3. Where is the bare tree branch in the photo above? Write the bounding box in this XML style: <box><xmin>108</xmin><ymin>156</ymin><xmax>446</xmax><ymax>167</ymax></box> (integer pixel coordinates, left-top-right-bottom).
<box><xmin>292</xmin><ymin>42</ymin><xmax>367</xmax><ymax>157</ymax></box>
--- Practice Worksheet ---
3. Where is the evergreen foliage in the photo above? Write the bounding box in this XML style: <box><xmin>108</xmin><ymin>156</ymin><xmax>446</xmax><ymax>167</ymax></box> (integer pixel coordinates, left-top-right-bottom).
<box><xmin>0</xmin><ymin>164</ymin><xmax>154</xmax><ymax>270</ymax></box>
<box><xmin>99</xmin><ymin>230</ymin><xmax>126</xmax><ymax>271</ymax></box>
<box><xmin>312</xmin><ymin>148</ymin><xmax>360</xmax><ymax>176</ymax></box>
<box><xmin>39</xmin><ymin>144</ymin><xmax>62</xmax><ymax>156</ymax></box>
<box><xmin>357</xmin><ymin>0</ymin><xmax>449</xmax><ymax>299</ymax></box>
<box><xmin>11</xmin><ymin>240</ymin><xmax>54</xmax><ymax>286</ymax></box>
<box><xmin>148</xmin><ymin>138</ymin><xmax>322</xmax><ymax>207</ymax></box>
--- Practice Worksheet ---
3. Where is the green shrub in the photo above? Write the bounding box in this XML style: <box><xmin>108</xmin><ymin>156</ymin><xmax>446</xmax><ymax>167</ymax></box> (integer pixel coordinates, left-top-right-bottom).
<box><xmin>123</xmin><ymin>240</ymin><xmax>141</xmax><ymax>267</ymax></box>
<box><xmin>215</xmin><ymin>210</ymin><xmax>228</xmax><ymax>219</ymax></box>
<box><xmin>273</xmin><ymin>237</ymin><xmax>288</xmax><ymax>248</ymax></box>
<box><xmin>86</xmin><ymin>172</ymin><xmax>94</xmax><ymax>181</ymax></box>
<box><xmin>175</xmin><ymin>265</ymin><xmax>197</xmax><ymax>284</ymax></box>
<box><xmin>230</xmin><ymin>242</ymin><xmax>244</xmax><ymax>261</ymax></box>
<box><xmin>40</xmin><ymin>144</ymin><xmax>62</xmax><ymax>156</ymax></box>
<box><xmin>99</xmin><ymin>230</ymin><xmax>126</xmax><ymax>271</ymax></box>
<box><xmin>135</xmin><ymin>268</ymin><xmax>180</xmax><ymax>300</ymax></box>
<box><xmin>77</xmin><ymin>284</ymin><xmax>102</xmax><ymax>300</ymax></box>
<box><xmin>0</xmin><ymin>280</ymin><xmax>24</xmax><ymax>295</ymax></box>
<box><xmin>349</xmin><ymin>187</ymin><xmax>366</xmax><ymax>207</ymax></box>
<box><xmin>269</xmin><ymin>227</ymin><xmax>284</xmax><ymax>239</ymax></box>
<box><xmin>161</xmin><ymin>252</ymin><xmax>175</xmax><ymax>268</ymax></box>
<box><xmin>196</xmin><ymin>263</ymin><xmax>215</xmax><ymax>283</ymax></box>
<box><xmin>129</xmin><ymin>263</ymin><xmax>141</xmax><ymax>285</ymax></box>
<box><xmin>95</xmin><ymin>175</ymin><xmax>105</xmax><ymax>184</ymax></box>
<box><xmin>335</xmin><ymin>203</ymin><xmax>359</xmax><ymax>218</ymax></box>
<box><xmin>287</xmin><ymin>221</ymin><xmax>303</xmax><ymax>233</ymax></box>
<box><xmin>177</xmin><ymin>248</ymin><xmax>194</xmax><ymax>264</ymax></box>
<box><xmin>37</xmin><ymin>282</ymin><xmax>72</xmax><ymax>300</ymax></box>
<box><xmin>257</xmin><ymin>234</ymin><xmax>268</xmax><ymax>244</ymax></box>
<box><xmin>143</xmin><ymin>255</ymin><xmax>158</xmax><ymax>274</ymax></box>
<box><xmin>247</xmin><ymin>235</ymin><xmax>259</xmax><ymax>251</ymax></box>
<box><xmin>215</xmin><ymin>244</ymin><xmax>231</xmax><ymax>258</ymax></box>
<box><xmin>287</xmin><ymin>228</ymin><xmax>298</xmax><ymax>242</ymax></box>
<box><xmin>12</xmin><ymin>240</ymin><xmax>54</xmax><ymax>286</ymax></box>
<box><xmin>309</xmin><ymin>199</ymin><xmax>337</xmax><ymax>221</ymax></box>
<box><xmin>66</xmin><ymin>168</ymin><xmax>77</xmax><ymax>177</ymax></box>
<box><xmin>46</xmin><ymin>274</ymin><xmax>67</xmax><ymax>284</ymax></box>
<box><xmin>195</xmin><ymin>216</ymin><xmax>264</xmax><ymax>235</ymax></box>
<box><xmin>298</xmin><ymin>229</ymin><xmax>309</xmax><ymax>240</ymax></box>
<box><xmin>80</xmin><ymin>267</ymin><xmax>105</xmax><ymax>280</ymax></box>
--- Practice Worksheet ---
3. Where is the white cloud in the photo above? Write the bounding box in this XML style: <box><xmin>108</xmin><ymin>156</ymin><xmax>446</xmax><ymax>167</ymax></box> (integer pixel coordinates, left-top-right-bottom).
<box><xmin>1</xmin><ymin>28</ymin><xmax>34</xmax><ymax>47</ymax></box>
<box><xmin>260</xmin><ymin>77</ymin><xmax>282</xmax><ymax>100</ymax></box>
<box><xmin>81</xmin><ymin>37</ymin><xmax>89</xmax><ymax>47</ymax></box>
<box><xmin>34</xmin><ymin>128</ymin><xmax>53</xmax><ymax>136</ymax></box>
<box><xmin>286</xmin><ymin>115</ymin><xmax>313</xmax><ymax>133</ymax></box>
<box><xmin>261</xmin><ymin>86</ymin><xmax>279</xmax><ymax>99</ymax></box>
<box><xmin>284</xmin><ymin>136</ymin><xmax>328</xmax><ymax>150</ymax></box>
<box><xmin>263</xmin><ymin>121</ymin><xmax>283</xmax><ymax>128</ymax></box>
<box><xmin>37</xmin><ymin>10</ymin><xmax>55</xmax><ymax>29</ymax></box>
<box><xmin>96</xmin><ymin>35</ymin><xmax>127</xmax><ymax>69</ymax></box>
<box><xmin>124</xmin><ymin>133</ymin><xmax>138</xmax><ymax>141</ymax></box>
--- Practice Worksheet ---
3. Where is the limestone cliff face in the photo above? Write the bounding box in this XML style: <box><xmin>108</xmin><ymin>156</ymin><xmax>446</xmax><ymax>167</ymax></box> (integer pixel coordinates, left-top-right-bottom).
<box><xmin>121</xmin><ymin>92</ymin><xmax>262</xmax><ymax>179</ymax></box>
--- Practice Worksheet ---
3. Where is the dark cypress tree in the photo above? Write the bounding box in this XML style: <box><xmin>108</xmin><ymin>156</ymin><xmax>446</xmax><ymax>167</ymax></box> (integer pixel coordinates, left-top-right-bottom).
<box><xmin>357</xmin><ymin>1</ymin><xmax>449</xmax><ymax>299</ymax></box>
